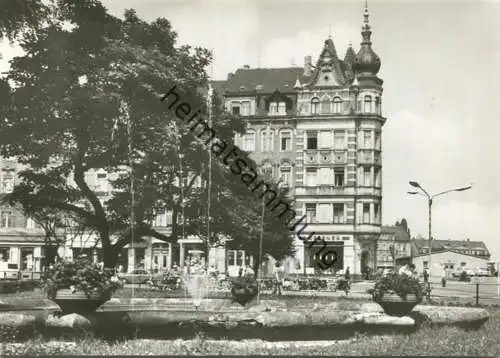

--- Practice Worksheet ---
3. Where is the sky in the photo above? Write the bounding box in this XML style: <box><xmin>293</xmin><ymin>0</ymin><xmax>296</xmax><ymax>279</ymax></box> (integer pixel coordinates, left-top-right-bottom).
<box><xmin>1</xmin><ymin>0</ymin><xmax>499</xmax><ymax>259</ymax></box>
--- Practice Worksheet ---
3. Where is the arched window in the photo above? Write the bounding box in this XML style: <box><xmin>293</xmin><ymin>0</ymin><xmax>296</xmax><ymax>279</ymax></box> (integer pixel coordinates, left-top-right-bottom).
<box><xmin>320</xmin><ymin>96</ymin><xmax>331</xmax><ymax>114</ymax></box>
<box><xmin>375</xmin><ymin>96</ymin><xmax>381</xmax><ymax>115</ymax></box>
<box><xmin>261</xmin><ymin>162</ymin><xmax>273</xmax><ymax>178</ymax></box>
<box><xmin>311</xmin><ymin>97</ymin><xmax>320</xmax><ymax>115</ymax></box>
<box><xmin>261</xmin><ymin>129</ymin><xmax>274</xmax><ymax>152</ymax></box>
<box><xmin>333</xmin><ymin>97</ymin><xmax>342</xmax><ymax>113</ymax></box>
<box><xmin>364</xmin><ymin>95</ymin><xmax>372</xmax><ymax>113</ymax></box>
<box><xmin>242</xmin><ymin>130</ymin><xmax>256</xmax><ymax>151</ymax></box>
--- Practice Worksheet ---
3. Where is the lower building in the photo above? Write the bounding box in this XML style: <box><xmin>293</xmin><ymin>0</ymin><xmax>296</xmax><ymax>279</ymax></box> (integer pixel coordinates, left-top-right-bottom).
<box><xmin>412</xmin><ymin>250</ymin><xmax>490</xmax><ymax>278</ymax></box>
<box><xmin>377</xmin><ymin>224</ymin><xmax>412</xmax><ymax>270</ymax></box>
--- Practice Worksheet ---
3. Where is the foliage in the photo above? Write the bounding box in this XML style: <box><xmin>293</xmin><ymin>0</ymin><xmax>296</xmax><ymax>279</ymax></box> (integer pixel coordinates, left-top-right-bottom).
<box><xmin>367</xmin><ymin>272</ymin><xmax>424</xmax><ymax>301</ymax></box>
<box><xmin>41</xmin><ymin>257</ymin><xmax>122</xmax><ymax>299</ymax></box>
<box><xmin>0</xmin><ymin>0</ymin><xmax>48</xmax><ymax>41</ymax></box>
<box><xmin>231</xmin><ymin>273</ymin><xmax>259</xmax><ymax>296</ymax></box>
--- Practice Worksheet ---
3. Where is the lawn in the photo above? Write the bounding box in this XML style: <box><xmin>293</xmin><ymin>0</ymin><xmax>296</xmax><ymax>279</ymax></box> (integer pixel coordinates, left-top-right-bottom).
<box><xmin>2</xmin><ymin>307</ymin><xmax>499</xmax><ymax>355</ymax></box>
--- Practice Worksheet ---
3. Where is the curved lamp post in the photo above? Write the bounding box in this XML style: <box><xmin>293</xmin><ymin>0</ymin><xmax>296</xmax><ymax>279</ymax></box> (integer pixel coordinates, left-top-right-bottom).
<box><xmin>407</xmin><ymin>181</ymin><xmax>472</xmax><ymax>282</ymax></box>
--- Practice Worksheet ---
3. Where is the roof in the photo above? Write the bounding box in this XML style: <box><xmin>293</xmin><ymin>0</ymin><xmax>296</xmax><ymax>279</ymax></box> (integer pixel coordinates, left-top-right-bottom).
<box><xmin>221</xmin><ymin>67</ymin><xmax>311</xmax><ymax>94</ymax></box>
<box><xmin>412</xmin><ymin>249</ymin><xmax>490</xmax><ymax>260</ymax></box>
<box><xmin>412</xmin><ymin>238</ymin><xmax>490</xmax><ymax>255</ymax></box>
<box><xmin>381</xmin><ymin>225</ymin><xmax>411</xmax><ymax>242</ymax></box>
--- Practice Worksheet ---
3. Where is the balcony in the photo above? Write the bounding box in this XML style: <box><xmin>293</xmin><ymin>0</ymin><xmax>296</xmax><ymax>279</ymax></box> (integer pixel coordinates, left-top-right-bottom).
<box><xmin>295</xmin><ymin>185</ymin><xmax>347</xmax><ymax>196</ymax></box>
<box><xmin>304</xmin><ymin>150</ymin><xmax>347</xmax><ymax>165</ymax></box>
<box><xmin>296</xmin><ymin>186</ymin><xmax>381</xmax><ymax>197</ymax></box>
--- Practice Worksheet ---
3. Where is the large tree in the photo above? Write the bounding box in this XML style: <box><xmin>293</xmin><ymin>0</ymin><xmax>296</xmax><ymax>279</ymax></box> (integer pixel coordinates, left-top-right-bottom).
<box><xmin>0</xmin><ymin>0</ymin><xmax>295</xmax><ymax>270</ymax></box>
<box><xmin>0</xmin><ymin>1</ymin><xmax>236</xmax><ymax>268</ymax></box>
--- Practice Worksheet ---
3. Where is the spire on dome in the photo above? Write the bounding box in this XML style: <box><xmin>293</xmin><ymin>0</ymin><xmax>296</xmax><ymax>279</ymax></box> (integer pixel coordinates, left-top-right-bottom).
<box><xmin>353</xmin><ymin>0</ymin><xmax>381</xmax><ymax>76</ymax></box>
<box><xmin>361</xmin><ymin>0</ymin><xmax>372</xmax><ymax>44</ymax></box>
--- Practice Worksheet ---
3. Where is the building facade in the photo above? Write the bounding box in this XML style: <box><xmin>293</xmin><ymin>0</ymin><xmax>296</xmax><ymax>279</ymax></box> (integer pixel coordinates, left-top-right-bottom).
<box><xmin>218</xmin><ymin>4</ymin><xmax>385</xmax><ymax>275</ymax></box>
<box><xmin>412</xmin><ymin>250</ymin><xmax>490</xmax><ymax>278</ymax></box>
<box><xmin>377</xmin><ymin>224</ymin><xmax>412</xmax><ymax>270</ymax></box>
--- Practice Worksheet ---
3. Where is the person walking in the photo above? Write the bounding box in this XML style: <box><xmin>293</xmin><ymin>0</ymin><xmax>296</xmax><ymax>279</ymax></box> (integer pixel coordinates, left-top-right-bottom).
<box><xmin>441</xmin><ymin>267</ymin><xmax>447</xmax><ymax>287</ymax></box>
<box><xmin>272</xmin><ymin>262</ymin><xmax>284</xmax><ymax>296</ymax></box>
<box><xmin>423</xmin><ymin>268</ymin><xmax>431</xmax><ymax>300</ymax></box>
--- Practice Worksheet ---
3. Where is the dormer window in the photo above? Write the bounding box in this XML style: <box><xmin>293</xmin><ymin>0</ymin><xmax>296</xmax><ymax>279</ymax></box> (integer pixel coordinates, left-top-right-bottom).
<box><xmin>364</xmin><ymin>95</ymin><xmax>372</xmax><ymax>113</ymax></box>
<box><xmin>241</xmin><ymin>101</ymin><xmax>250</xmax><ymax>116</ymax></box>
<box><xmin>311</xmin><ymin>97</ymin><xmax>320</xmax><ymax>115</ymax></box>
<box><xmin>269</xmin><ymin>102</ymin><xmax>278</xmax><ymax>115</ymax></box>
<box><xmin>333</xmin><ymin>97</ymin><xmax>342</xmax><ymax>113</ymax></box>
<box><xmin>278</xmin><ymin>102</ymin><xmax>286</xmax><ymax>115</ymax></box>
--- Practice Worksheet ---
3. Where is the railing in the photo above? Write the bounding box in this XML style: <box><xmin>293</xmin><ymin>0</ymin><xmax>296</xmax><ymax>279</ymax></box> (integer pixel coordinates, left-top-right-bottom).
<box><xmin>427</xmin><ymin>277</ymin><xmax>500</xmax><ymax>307</ymax></box>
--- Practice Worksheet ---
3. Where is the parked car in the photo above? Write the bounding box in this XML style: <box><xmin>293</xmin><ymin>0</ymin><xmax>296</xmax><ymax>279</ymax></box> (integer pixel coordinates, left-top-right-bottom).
<box><xmin>117</xmin><ymin>269</ymin><xmax>151</xmax><ymax>284</ymax></box>
<box><xmin>452</xmin><ymin>268</ymin><xmax>474</xmax><ymax>278</ymax></box>
<box><xmin>475</xmin><ymin>268</ymin><xmax>490</xmax><ymax>277</ymax></box>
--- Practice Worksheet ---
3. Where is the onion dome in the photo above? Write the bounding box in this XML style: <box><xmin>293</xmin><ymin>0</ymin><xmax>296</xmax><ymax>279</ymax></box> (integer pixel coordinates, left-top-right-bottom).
<box><xmin>354</xmin><ymin>4</ymin><xmax>381</xmax><ymax>75</ymax></box>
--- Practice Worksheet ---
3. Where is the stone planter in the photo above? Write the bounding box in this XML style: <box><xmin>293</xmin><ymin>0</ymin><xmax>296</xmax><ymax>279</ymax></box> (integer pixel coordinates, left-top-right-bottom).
<box><xmin>375</xmin><ymin>293</ymin><xmax>422</xmax><ymax>317</ymax></box>
<box><xmin>231</xmin><ymin>286</ymin><xmax>258</xmax><ymax>306</ymax></box>
<box><xmin>51</xmin><ymin>289</ymin><xmax>111</xmax><ymax>315</ymax></box>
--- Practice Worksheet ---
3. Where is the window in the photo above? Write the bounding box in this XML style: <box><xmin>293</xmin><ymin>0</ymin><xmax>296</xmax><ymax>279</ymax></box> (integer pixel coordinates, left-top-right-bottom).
<box><xmin>0</xmin><ymin>247</ymin><xmax>9</xmax><ymax>261</ymax></box>
<box><xmin>269</xmin><ymin>102</ymin><xmax>278</xmax><ymax>115</ymax></box>
<box><xmin>236</xmin><ymin>251</ymin><xmax>245</xmax><ymax>266</ymax></box>
<box><xmin>2</xmin><ymin>172</ymin><xmax>14</xmax><ymax>193</ymax></box>
<box><xmin>374</xmin><ymin>203</ymin><xmax>380</xmax><ymax>223</ymax></box>
<box><xmin>242</xmin><ymin>131</ymin><xmax>255</xmax><ymax>151</ymax></box>
<box><xmin>261</xmin><ymin>163</ymin><xmax>273</xmax><ymax>178</ymax></box>
<box><xmin>333</xmin><ymin>204</ymin><xmax>344</xmax><ymax>224</ymax></box>
<box><xmin>364</xmin><ymin>95</ymin><xmax>372</xmax><ymax>113</ymax></box>
<box><xmin>279</xmin><ymin>166</ymin><xmax>292</xmax><ymax>187</ymax></box>
<box><xmin>0</xmin><ymin>211</ymin><xmax>12</xmax><ymax>228</ymax></box>
<box><xmin>261</xmin><ymin>129</ymin><xmax>274</xmax><ymax>151</ymax></box>
<box><xmin>375</xmin><ymin>97</ymin><xmax>381</xmax><ymax>114</ymax></box>
<box><xmin>363</xmin><ymin>166</ymin><xmax>371</xmax><ymax>186</ymax></box>
<box><xmin>280</xmin><ymin>131</ymin><xmax>292</xmax><ymax>151</ymax></box>
<box><xmin>320</xmin><ymin>98</ymin><xmax>330</xmax><ymax>114</ymax></box>
<box><xmin>333</xmin><ymin>97</ymin><xmax>342</xmax><ymax>113</ymax></box>
<box><xmin>334</xmin><ymin>167</ymin><xmax>345</xmax><ymax>186</ymax></box>
<box><xmin>241</xmin><ymin>101</ymin><xmax>251</xmax><ymax>116</ymax></box>
<box><xmin>318</xmin><ymin>167</ymin><xmax>333</xmax><ymax>185</ymax></box>
<box><xmin>278</xmin><ymin>101</ymin><xmax>286</xmax><ymax>115</ymax></box>
<box><xmin>154</xmin><ymin>210</ymin><xmax>167</xmax><ymax>227</ymax></box>
<box><xmin>231</xmin><ymin>102</ymin><xmax>241</xmax><ymax>115</ymax></box>
<box><xmin>311</xmin><ymin>97</ymin><xmax>320</xmax><ymax>114</ymax></box>
<box><xmin>26</xmin><ymin>218</ymin><xmax>37</xmax><ymax>229</ymax></box>
<box><xmin>306</xmin><ymin>131</ymin><xmax>318</xmax><ymax>149</ymax></box>
<box><xmin>334</xmin><ymin>130</ymin><xmax>345</xmax><ymax>149</ymax></box>
<box><xmin>363</xmin><ymin>131</ymin><xmax>372</xmax><ymax>148</ymax></box>
<box><xmin>317</xmin><ymin>203</ymin><xmax>332</xmax><ymax>222</ymax></box>
<box><xmin>305</xmin><ymin>204</ymin><xmax>316</xmax><ymax>223</ymax></box>
<box><xmin>306</xmin><ymin>168</ymin><xmax>317</xmax><ymax>186</ymax></box>
<box><xmin>318</xmin><ymin>131</ymin><xmax>333</xmax><ymax>149</ymax></box>
<box><xmin>363</xmin><ymin>203</ymin><xmax>370</xmax><ymax>224</ymax></box>
<box><xmin>374</xmin><ymin>167</ymin><xmax>381</xmax><ymax>187</ymax></box>
<box><xmin>374</xmin><ymin>131</ymin><xmax>381</xmax><ymax>149</ymax></box>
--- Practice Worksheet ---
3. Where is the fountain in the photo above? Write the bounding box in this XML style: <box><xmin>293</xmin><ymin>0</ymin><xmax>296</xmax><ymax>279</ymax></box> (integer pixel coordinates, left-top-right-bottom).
<box><xmin>183</xmin><ymin>252</ymin><xmax>214</xmax><ymax>310</ymax></box>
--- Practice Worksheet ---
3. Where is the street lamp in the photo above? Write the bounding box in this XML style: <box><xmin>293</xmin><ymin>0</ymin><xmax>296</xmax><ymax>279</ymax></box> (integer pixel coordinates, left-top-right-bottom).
<box><xmin>407</xmin><ymin>181</ymin><xmax>472</xmax><ymax>282</ymax></box>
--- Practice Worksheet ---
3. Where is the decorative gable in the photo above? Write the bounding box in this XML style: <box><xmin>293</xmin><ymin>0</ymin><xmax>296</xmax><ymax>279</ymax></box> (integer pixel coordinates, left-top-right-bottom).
<box><xmin>306</xmin><ymin>38</ymin><xmax>348</xmax><ymax>88</ymax></box>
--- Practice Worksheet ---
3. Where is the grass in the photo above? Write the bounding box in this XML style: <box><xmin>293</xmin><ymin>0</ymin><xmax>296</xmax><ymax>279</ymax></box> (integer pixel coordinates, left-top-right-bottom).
<box><xmin>2</xmin><ymin>307</ymin><xmax>499</xmax><ymax>355</ymax></box>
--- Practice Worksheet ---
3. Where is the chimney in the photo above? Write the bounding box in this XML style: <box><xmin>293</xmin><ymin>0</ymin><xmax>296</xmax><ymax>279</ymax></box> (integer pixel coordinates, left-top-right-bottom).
<box><xmin>304</xmin><ymin>56</ymin><xmax>312</xmax><ymax>76</ymax></box>
<box><xmin>242</xmin><ymin>65</ymin><xmax>250</xmax><ymax>69</ymax></box>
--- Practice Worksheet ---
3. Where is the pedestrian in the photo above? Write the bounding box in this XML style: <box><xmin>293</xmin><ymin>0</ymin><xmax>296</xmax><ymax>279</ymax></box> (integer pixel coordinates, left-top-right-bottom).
<box><xmin>272</xmin><ymin>262</ymin><xmax>284</xmax><ymax>296</ymax></box>
<box><xmin>344</xmin><ymin>266</ymin><xmax>350</xmax><ymax>284</ymax></box>
<box><xmin>441</xmin><ymin>267</ymin><xmax>447</xmax><ymax>287</ymax></box>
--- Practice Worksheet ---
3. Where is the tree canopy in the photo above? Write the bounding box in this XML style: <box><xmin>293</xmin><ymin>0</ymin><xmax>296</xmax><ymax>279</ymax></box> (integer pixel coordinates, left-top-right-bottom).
<box><xmin>0</xmin><ymin>0</ymin><xmax>295</xmax><ymax>269</ymax></box>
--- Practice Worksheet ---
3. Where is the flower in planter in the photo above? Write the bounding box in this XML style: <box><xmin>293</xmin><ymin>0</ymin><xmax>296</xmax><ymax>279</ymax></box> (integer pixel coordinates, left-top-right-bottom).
<box><xmin>367</xmin><ymin>272</ymin><xmax>424</xmax><ymax>301</ymax></box>
<box><xmin>41</xmin><ymin>257</ymin><xmax>123</xmax><ymax>299</ymax></box>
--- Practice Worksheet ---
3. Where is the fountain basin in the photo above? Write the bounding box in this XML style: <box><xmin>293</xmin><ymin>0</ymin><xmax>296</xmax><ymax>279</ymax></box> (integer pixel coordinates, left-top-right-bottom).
<box><xmin>0</xmin><ymin>297</ymin><xmax>490</xmax><ymax>342</ymax></box>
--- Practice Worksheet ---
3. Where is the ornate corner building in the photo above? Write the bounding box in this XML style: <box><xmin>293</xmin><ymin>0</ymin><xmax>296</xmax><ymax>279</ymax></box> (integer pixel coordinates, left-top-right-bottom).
<box><xmin>214</xmin><ymin>4</ymin><xmax>385</xmax><ymax>275</ymax></box>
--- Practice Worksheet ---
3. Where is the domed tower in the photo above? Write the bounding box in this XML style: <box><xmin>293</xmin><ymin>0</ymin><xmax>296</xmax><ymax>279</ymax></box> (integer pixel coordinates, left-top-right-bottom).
<box><xmin>353</xmin><ymin>2</ymin><xmax>381</xmax><ymax>81</ymax></box>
